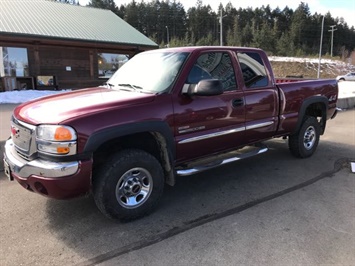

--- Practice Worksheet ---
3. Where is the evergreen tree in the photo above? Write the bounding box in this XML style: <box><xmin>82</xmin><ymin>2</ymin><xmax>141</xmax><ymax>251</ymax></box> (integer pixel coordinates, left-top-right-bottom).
<box><xmin>88</xmin><ymin>0</ymin><xmax>118</xmax><ymax>15</ymax></box>
<box><xmin>277</xmin><ymin>32</ymin><xmax>294</xmax><ymax>56</ymax></box>
<box><xmin>187</xmin><ymin>2</ymin><xmax>217</xmax><ymax>45</ymax></box>
<box><xmin>253</xmin><ymin>21</ymin><xmax>274</xmax><ymax>53</ymax></box>
<box><xmin>53</xmin><ymin>0</ymin><xmax>79</xmax><ymax>4</ymax></box>
<box><xmin>241</xmin><ymin>22</ymin><xmax>253</xmax><ymax>47</ymax></box>
<box><xmin>82</xmin><ymin>0</ymin><xmax>354</xmax><ymax>57</ymax></box>
<box><xmin>226</xmin><ymin>16</ymin><xmax>241</xmax><ymax>46</ymax></box>
<box><xmin>124</xmin><ymin>0</ymin><xmax>139</xmax><ymax>30</ymax></box>
<box><xmin>290</xmin><ymin>2</ymin><xmax>312</xmax><ymax>54</ymax></box>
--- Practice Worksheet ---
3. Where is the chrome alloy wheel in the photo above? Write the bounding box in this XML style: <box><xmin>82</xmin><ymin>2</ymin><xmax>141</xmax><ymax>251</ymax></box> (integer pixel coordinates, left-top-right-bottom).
<box><xmin>115</xmin><ymin>167</ymin><xmax>153</xmax><ymax>209</ymax></box>
<box><xmin>303</xmin><ymin>125</ymin><xmax>316</xmax><ymax>150</ymax></box>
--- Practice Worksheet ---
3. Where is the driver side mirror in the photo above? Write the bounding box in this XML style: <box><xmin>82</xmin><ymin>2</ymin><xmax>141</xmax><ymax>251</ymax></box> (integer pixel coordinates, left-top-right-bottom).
<box><xmin>186</xmin><ymin>79</ymin><xmax>223</xmax><ymax>96</ymax></box>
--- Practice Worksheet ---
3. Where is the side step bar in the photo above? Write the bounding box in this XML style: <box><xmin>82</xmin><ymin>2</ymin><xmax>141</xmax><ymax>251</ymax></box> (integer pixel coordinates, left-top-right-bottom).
<box><xmin>176</xmin><ymin>144</ymin><xmax>268</xmax><ymax>176</ymax></box>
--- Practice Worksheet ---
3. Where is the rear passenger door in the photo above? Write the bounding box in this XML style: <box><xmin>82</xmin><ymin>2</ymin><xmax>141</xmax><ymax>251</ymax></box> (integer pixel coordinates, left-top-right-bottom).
<box><xmin>235</xmin><ymin>51</ymin><xmax>279</xmax><ymax>143</ymax></box>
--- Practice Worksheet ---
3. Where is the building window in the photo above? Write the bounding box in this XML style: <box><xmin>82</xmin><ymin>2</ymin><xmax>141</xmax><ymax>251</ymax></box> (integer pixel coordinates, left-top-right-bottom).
<box><xmin>0</xmin><ymin>47</ymin><xmax>29</xmax><ymax>77</ymax></box>
<box><xmin>98</xmin><ymin>53</ymin><xmax>129</xmax><ymax>78</ymax></box>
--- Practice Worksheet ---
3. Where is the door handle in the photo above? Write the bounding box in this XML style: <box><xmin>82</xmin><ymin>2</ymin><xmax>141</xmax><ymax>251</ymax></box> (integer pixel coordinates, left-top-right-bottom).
<box><xmin>232</xmin><ymin>98</ymin><xmax>244</xmax><ymax>107</ymax></box>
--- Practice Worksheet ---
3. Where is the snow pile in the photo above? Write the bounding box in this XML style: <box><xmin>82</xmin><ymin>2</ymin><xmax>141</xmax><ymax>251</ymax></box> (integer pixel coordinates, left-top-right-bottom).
<box><xmin>269</xmin><ymin>56</ymin><xmax>345</xmax><ymax>65</ymax></box>
<box><xmin>0</xmin><ymin>89</ymin><xmax>71</xmax><ymax>104</ymax></box>
<box><xmin>338</xmin><ymin>82</ymin><xmax>355</xmax><ymax>99</ymax></box>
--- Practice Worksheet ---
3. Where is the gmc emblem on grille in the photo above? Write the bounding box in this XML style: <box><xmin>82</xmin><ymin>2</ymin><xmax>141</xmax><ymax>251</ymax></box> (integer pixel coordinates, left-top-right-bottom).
<box><xmin>11</xmin><ymin>125</ymin><xmax>20</xmax><ymax>138</ymax></box>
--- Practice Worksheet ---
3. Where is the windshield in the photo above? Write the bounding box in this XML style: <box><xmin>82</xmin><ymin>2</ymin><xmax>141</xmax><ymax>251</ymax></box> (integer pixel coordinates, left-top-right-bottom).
<box><xmin>107</xmin><ymin>51</ymin><xmax>188</xmax><ymax>93</ymax></box>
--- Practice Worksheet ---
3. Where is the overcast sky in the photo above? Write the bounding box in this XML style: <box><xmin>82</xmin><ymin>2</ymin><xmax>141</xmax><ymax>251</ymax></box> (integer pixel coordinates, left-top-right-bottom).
<box><xmin>78</xmin><ymin>0</ymin><xmax>355</xmax><ymax>27</ymax></box>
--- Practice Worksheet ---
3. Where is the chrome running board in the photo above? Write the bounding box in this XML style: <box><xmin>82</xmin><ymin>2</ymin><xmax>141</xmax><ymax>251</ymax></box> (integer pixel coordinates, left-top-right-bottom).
<box><xmin>176</xmin><ymin>144</ymin><xmax>268</xmax><ymax>176</ymax></box>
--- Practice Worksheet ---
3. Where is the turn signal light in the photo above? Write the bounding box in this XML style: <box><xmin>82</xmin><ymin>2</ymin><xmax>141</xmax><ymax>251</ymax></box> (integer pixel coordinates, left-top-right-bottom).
<box><xmin>54</xmin><ymin>127</ymin><xmax>73</xmax><ymax>141</ymax></box>
<box><xmin>57</xmin><ymin>147</ymin><xmax>70</xmax><ymax>154</ymax></box>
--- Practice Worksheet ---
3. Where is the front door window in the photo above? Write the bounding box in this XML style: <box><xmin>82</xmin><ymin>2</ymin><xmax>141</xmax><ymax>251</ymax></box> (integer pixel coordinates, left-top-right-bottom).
<box><xmin>187</xmin><ymin>52</ymin><xmax>237</xmax><ymax>92</ymax></box>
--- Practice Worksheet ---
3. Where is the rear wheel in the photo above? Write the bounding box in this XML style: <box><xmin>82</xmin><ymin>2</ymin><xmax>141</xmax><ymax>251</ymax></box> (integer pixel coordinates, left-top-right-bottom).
<box><xmin>93</xmin><ymin>149</ymin><xmax>164</xmax><ymax>221</ymax></box>
<box><xmin>288</xmin><ymin>116</ymin><xmax>320</xmax><ymax>158</ymax></box>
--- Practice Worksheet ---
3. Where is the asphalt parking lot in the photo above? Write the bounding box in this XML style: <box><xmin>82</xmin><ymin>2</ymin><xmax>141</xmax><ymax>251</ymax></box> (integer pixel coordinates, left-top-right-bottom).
<box><xmin>0</xmin><ymin>106</ymin><xmax>354</xmax><ymax>266</ymax></box>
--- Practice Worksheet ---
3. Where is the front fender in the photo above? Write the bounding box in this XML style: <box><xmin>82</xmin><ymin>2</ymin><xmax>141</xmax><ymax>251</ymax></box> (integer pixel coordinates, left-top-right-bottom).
<box><xmin>83</xmin><ymin>121</ymin><xmax>175</xmax><ymax>157</ymax></box>
<box><xmin>84</xmin><ymin>121</ymin><xmax>176</xmax><ymax>186</ymax></box>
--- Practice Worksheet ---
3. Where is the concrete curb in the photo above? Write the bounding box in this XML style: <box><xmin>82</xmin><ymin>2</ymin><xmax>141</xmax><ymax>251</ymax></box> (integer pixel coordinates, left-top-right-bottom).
<box><xmin>338</xmin><ymin>81</ymin><xmax>355</xmax><ymax>109</ymax></box>
<box><xmin>0</xmin><ymin>140</ymin><xmax>5</xmax><ymax>171</ymax></box>
<box><xmin>337</xmin><ymin>97</ymin><xmax>355</xmax><ymax>109</ymax></box>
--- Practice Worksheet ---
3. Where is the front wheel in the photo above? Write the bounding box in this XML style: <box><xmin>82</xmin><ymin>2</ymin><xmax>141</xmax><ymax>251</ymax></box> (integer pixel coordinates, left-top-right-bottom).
<box><xmin>288</xmin><ymin>116</ymin><xmax>321</xmax><ymax>158</ymax></box>
<box><xmin>93</xmin><ymin>149</ymin><xmax>164</xmax><ymax>221</ymax></box>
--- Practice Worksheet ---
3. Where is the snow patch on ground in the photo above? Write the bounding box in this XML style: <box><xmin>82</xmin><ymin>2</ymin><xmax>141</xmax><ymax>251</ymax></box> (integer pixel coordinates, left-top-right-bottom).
<box><xmin>0</xmin><ymin>83</ymin><xmax>354</xmax><ymax>105</ymax></box>
<box><xmin>269</xmin><ymin>56</ymin><xmax>345</xmax><ymax>65</ymax></box>
<box><xmin>0</xmin><ymin>55</ymin><xmax>354</xmax><ymax>105</ymax></box>
<box><xmin>0</xmin><ymin>90</ymin><xmax>71</xmax><ymax>104</ymax></box>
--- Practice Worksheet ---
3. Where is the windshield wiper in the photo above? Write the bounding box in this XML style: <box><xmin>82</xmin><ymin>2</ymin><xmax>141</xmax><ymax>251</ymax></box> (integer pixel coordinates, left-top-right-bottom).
<box><xmin>118</xmin><ymin>84</ymin><xmax>143</xmax><ymax>91</ymax></box>
<box><xmin>105</xmin><ymin>82</ymin><xmax>115</xmax><ymax>89</ymax></box>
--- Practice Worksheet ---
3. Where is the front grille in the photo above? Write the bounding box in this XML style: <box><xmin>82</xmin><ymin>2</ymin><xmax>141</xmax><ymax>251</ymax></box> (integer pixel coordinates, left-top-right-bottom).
<box><xmin>11</xmin><ymin>117</ymin><xmax>36</xmax><ymax>159</ymax></box>
<box><xmin>12</xmin><ymin>123</ymin><xmax>32</xmax><ymax>152</ymax></box>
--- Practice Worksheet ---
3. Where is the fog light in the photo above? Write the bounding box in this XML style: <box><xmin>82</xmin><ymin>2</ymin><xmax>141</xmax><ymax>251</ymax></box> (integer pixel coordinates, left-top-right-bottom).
<box><xmin>34</xmin><ymin>182</ymin><xmax>48</xmax><ymax>195</ymax></box>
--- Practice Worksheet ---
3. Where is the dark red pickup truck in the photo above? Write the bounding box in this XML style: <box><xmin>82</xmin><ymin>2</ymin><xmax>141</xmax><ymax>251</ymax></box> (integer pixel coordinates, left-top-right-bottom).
<box><xmin>4</xmin><ymin>46</ymin><xmax>338</xmax><ymax>220</ymax></box>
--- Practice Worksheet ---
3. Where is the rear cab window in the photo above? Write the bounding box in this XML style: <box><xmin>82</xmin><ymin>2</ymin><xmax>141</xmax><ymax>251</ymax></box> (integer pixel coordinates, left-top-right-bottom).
<box><xmin>236</xmin><ymin>52</ymin><xmax>270</xmax><ymax>89</ymax></box>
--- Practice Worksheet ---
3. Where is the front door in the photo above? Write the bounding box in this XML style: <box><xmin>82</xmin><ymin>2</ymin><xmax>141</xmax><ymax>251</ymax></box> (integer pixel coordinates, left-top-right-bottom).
<box><xmin>173</xmin><ymin>51</ymin><xmax>246</xmax><ymax>163</ymax></box>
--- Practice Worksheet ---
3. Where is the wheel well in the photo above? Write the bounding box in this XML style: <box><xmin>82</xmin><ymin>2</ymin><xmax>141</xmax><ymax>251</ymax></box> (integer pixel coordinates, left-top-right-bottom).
<box><xmin>305</xmin><ymin>102</ymin><xmax>324</xmax><ymax>117</ymax></box>
<box><xmin>92</xmin><ymin>132</ymin><xmax>174</xmax><ymax>184</ymax></box>
<box><xmin>305</xmin><ymin>102</ymin><xmax>326</xmax><ymax>134</ymax></box>
<box><xmin>93</xmin><ymin>132</ymin><xmax>159</xmax><ymax>167</ymax></box>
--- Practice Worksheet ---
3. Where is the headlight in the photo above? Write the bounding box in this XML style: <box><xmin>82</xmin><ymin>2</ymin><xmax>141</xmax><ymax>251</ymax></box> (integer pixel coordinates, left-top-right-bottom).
<box><xmin>36</xmin><ymin>125</ymin><xmax>77</xmax><ymax>156</ymax></box>
<box><xmin>37</xmin><ymin>125</ymin><xmax>76</xmax><ymax>141</ymax></box>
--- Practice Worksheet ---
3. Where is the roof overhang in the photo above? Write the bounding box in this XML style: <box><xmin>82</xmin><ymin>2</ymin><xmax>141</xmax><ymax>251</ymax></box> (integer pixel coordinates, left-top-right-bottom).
<box><xmin>0</xmin><ymin>32</ymin><xmax>158</xmax><ymax>53</ymax></box>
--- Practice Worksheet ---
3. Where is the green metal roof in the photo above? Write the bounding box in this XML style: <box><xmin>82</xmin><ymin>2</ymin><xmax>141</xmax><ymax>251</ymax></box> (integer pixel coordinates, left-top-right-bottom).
<box><xmin>0</xmin><ymin>0</ymin><xmax>158</xmax><ymax>47</ymax></box>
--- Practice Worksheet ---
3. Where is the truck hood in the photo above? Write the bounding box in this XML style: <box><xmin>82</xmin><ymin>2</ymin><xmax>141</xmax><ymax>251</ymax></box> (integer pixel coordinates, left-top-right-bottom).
<box><xmin>14</xmin><ymin>87</ymin><xmax>156</xmax><ymax>124</ymax></box>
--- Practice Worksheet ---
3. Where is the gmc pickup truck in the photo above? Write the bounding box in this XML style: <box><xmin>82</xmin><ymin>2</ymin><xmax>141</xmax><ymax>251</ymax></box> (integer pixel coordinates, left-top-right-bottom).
<box><xmin>4</xmin><ymin>46</ymin><xmax>338</xmax><ymax>221</ymax></box>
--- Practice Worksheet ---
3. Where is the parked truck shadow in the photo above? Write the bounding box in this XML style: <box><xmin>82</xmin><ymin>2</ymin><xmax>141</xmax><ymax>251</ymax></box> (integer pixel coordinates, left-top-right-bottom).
<box><xmin>45</xmin><ymin>138</ymin><xmax>354</xmax><ymax>264</ymax></box>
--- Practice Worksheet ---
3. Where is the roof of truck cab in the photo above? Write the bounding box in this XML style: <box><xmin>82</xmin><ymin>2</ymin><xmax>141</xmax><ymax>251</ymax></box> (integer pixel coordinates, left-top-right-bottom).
<box><xmin>150</xmin><ymin>46</ymin><xmax>264</xmax><ymax>53</ymax></box>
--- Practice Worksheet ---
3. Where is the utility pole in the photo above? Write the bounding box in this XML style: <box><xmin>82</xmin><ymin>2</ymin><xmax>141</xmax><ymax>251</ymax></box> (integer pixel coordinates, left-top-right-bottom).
<box><xmin>218</xmin><ymin>7</ymin><xmax>226</xmax><ymax>46</ymax></box>
<box><xmin>328</xmin><ymin>25</ymin><xmax>337</xmax><ymax>57</ymax></box>
<box><xmin>166</xmin><ymin>26</ymin><xmax>169</xmax><ymax>48</ymax></box>
<box><xmin>219</xmin><ymin>9</ymin><xmax>223</xmax><ymax>46</ymax></box>
<box><xmin>317</xmin><ymin>16</ymin><xmax>325</xmax><ymax>79</ymax></box>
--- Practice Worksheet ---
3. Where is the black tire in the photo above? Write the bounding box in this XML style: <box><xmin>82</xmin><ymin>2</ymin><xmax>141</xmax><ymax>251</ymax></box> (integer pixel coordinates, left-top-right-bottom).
<box><xmin>93</xmin><ymin>149</ymin><xmax>164</xmax><ymax>221</ymax></box>
<box><xmin>288</xmin><ymin>116</ymin><xmax>321</xmax><ymax>158</ymax></box>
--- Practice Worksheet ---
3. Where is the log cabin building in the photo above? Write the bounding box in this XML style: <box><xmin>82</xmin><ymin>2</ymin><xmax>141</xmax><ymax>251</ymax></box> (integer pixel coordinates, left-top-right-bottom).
<box><xmin>0</xmin><ymin>0</ymin><xmax>158</xmax><ymax>91</ymax></box>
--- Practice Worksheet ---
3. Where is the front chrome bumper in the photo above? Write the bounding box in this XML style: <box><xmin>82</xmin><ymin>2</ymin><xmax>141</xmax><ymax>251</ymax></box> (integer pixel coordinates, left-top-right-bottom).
<box><xmin>4</xmin><ymin>139</ymin><xmax>79</xmax><ymax>179</ymax></box>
